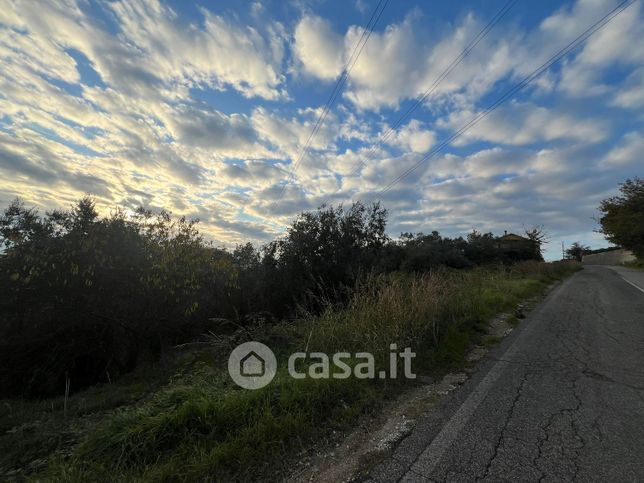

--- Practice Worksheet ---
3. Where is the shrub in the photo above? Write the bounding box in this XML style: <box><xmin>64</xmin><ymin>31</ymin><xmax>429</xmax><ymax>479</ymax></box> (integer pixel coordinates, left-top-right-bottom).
<box><xmin>0</xmin><ymin>200</ymin><xmax>238</xmax><ymax>397</ymax></box>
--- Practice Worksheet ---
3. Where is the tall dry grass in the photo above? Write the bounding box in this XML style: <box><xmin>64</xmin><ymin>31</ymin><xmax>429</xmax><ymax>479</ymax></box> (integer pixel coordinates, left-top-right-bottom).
<box><xmin>304</xmin><ymin>261</ymin><xmax>580</xmax><ymax>368</ymax></box>
<box><xmin>306</xmin><ymin>271</ymin><xmax>451</xmax><ymax>355</ymax></box>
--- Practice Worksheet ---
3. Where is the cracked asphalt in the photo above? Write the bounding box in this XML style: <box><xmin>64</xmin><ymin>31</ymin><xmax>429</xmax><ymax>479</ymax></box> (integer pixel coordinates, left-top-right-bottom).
<box><xmin>368</xmin><ymin>266</ymin><xmax>644</xmax><ymax>482</ymax></box>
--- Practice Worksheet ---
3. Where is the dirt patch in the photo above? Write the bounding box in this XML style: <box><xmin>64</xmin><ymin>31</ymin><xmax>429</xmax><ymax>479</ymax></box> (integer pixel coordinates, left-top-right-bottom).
<box><xmin>285</xmin><ymin>380</ymin><xmax>443</xmax><ymax>483</ymax></box>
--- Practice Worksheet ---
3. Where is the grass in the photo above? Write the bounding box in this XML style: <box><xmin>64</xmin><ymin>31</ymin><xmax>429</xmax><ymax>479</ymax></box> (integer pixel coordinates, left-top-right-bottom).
<box><xmin>1</xmin><ymin>261</ymin><xmax>581</xmax><ymax>481</ymax></box>
<box><xmin>624</xmin><ymin>258</ymin><xmax>644</xmax><ymax>270</ymax></box>
<box><xmin>51</xmin><ymin>374</ymin><xmax>380</xmax><ymax>481</ymax></box>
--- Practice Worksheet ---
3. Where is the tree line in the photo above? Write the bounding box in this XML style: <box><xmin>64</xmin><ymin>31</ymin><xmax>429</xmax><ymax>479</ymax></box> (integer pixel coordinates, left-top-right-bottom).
<box><xmin>3</xmin><ymin>176</ymin><xmax>639</xmax><ymax>397</ymax></box>
<box><xmin>1</xmin><ymin>197</ymin><xmax>543</xmax><ymax>397</ymax></box>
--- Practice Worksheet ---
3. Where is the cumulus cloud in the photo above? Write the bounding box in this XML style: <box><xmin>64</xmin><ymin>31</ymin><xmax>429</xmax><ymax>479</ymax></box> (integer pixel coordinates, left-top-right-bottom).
<box><xmin>0</xmin><ymin>0</ymin><xmax>641</xmax><ymax>254</ymax></box>
<box><xmin>292</xmin><ymin>0</ymin><xmax>644</xmax><ymax>118</ymax></box>
<box><xmin>217</xmin><ymin>161</ymin><xmax>285</xmax><ymax>189</ymax></box>
<box><xmin>341</xmin><ymin>13</ymin><xmax>432</xmax><ymax>109</ymax></box>
<box><xmin>387</xmin><ymin>120</ymin><xmax>436</xmax><ymax>153</ymax></box>
<box><xmin>0</xmin><ymin>0</ymin><xmax>295</xmax><ymax>240</ymax></box>
<box><xmin>293</xmin><ymin>10</ymin><xmax>520</xmax><ymax>111</ymax></box>
<box><xmin>294</xmin><ymin>15</ymin><xmax>344</xmax><ymax>80</ymax></box>
<box><xmin>0</xmin><ymin>133</ymin><xmax>58</xmax><ymax>182</ymax></box>
<box><xmin>547</xmin><ymin>0</ymin><xmax>644</xmax><ymax>96</ymax></box>
<box><xmin>462</xmin><ymin>147</ymin><xmax>532</xmax><ymax>178</ymax></box>
<box><xmin>442</xmin><ymin>101</ymin><xmax>608</xmax><ymax>146</ymax></box>
<box><xmin>250</xmin><ymin>105</ymin><xmax>355</xmax><ymax>168</ymax></box>
<box><xmin>1</xmin><ymin>0</ymin><xmax>287</xmax><ymax>100</ymax></box>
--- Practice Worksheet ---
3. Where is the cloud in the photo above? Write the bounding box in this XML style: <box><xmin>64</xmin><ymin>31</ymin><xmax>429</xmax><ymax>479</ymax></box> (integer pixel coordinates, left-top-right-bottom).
<box><xmin>1</xmin><ymin>0</ymin><xmax>287</xmax><ymax>101</ymax></box>
<box><xmin>217</xmin><ymin>161</ymin><xmax>285</xmax><ymax>189</ymax></box>
<box><xmin>611</xmin><ymin>67</ymin><xmax>644</xmax><ymax>109</ymax></box>
<box><xmin>387</xmin><ymin>120</ymin><xmax>436</xmax><ymax>153</ymax></box>
<box><xmin>294</xmin><ymin>15</ymin><xmax>344</xmax><ymax>80</ymax></box>
<box><xmin>603</xmin><ymin>131</ymin><xmax>644</xmax><ymax>167</ymax></box>
<box><xmin>443</xmin><ymin>101</ymin><xmax>608</xmax><ymax>146</ymax></box>
<box><xmin>552</xmin><ymin>0</ymin><xmax>644</xmax><ymax>96</ymax></box>
<box><xmin>163</xmin><ymin>105</ymin><xmax>257</xmax><ymax>152</ymax></box>
<box><xmin>294</xmin><ymin>10</ymin><xmax>521</xmax><ymax>111</ymax></box>
<box><xmin>210</xmin><ymin>214</ymin><xmax>277</xmax><ymax>242</ymax></box>
<box><xmin>341</xmin><ymin>13</ymin><xmax>431</xmax><ymax>110</ymax></box>
<box><xmin>291</xmin><ymin>0</ymin><xmax>644</xmax><ymax>117</ymax></box>
<box><xmin>0</xmin><ymin>0</ymin><xmax>641</xmax><ymax>254</ymax></box>
<box><xmin>0</xmin><ymin>137</ymin><xmax>56</xmax><ymax>182</ymax></box>
<box><xmin>462</xmin><ymin>147</ymin><xmax>532</xmax><ymax>178</ymax></box>
<box><xmin>107</xmin><ymin>0</ymin><xmax>288</xmax><ymax>100</ymax></box>
<box><xmin>0</xmin><ymin>0</ymin><xmax>295</xmax><ymax>230</ymax></box>
<box><xmin>251</xmin><ymin>106</ymin><xmax>342</xmax><ymax>163</ymax></box>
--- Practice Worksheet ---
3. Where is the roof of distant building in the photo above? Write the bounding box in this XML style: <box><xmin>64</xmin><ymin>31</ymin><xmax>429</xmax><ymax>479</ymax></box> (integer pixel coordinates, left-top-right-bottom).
<box><xmin>497</xmin><ymin>233</ymin><xmax>531</xmax><ymax>242</ymax></box>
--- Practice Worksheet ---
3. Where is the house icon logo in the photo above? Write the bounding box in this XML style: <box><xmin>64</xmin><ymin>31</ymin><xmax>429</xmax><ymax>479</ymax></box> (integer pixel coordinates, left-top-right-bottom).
<box><xmin>240</xmin><ymin>350</ymin><xmax>265</xmax><ymax>377</ymax></box>
<box><xmin>228</xmin><ymin>341</ymin><xmax>276</xmax><ymax>389</ymax></box>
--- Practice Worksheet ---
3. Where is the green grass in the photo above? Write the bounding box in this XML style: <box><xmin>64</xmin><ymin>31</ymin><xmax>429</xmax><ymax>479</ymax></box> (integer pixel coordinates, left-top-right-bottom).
<box><xmin>45</xmin><ymin>374</ymin><xmax>377</xmax><ymax>481</ymax></box>
<box><xmin>1</xmin><ymin>261</ymin><xmax>581</xmax><ymax>481</ymax></box>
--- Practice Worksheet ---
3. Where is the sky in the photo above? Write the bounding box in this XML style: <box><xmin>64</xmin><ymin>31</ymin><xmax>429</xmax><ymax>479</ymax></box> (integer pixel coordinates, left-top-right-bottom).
<box><xmin>1</xmin><ymin>0</ymin><xmax>642</xmax><ymax>260</ymax></box>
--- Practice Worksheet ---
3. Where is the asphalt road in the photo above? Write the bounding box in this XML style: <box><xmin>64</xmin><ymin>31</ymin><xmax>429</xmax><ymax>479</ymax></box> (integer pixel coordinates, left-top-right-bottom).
<box><xmin>369</xmin><ymin>266</ymin><xmax>644</xmax><ymax>482</ymax></box>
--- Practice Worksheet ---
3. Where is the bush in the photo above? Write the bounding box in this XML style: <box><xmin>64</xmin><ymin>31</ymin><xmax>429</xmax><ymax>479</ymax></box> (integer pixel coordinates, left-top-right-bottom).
<box><xmin>0</xmin><ymin>199</ymin><xmax>238</xmax><ymax>397</ymax></box>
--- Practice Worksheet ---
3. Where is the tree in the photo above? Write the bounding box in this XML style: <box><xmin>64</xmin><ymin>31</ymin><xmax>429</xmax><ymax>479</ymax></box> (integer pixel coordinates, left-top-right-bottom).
<box><xmin>565</xmin><ymin>242</ymin><xmax>590</xmax><ymax>262</ymax></box>
<box><xmin>523</xmin><ymin>225</ymin><xmax>549</xmax><ymax>261</ymax></box>
<box><xmin>398</xmin><ymin>231</ymin><xmax>470</xmax><ymax>271</ymax></box>
<box><xmin>465</xmin><ymin>230</ymin><xmax>500</xmax><ymax>264</ymax></box>
<box><xmin>262</xmin><ymin>202</ymin><xmax>388</xmax><ymax>314</ymax></box>
<box><xmin>599</xmin><ymin>177</ymin><xmax>644</xmax><ymax>258</ymax></box>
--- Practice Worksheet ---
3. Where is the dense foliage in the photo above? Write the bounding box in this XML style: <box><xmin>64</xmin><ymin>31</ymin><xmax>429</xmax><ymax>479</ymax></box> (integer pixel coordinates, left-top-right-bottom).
<box><xmin>599</xmin><ymin>177</ymin><xmax>644</xmax><ymax>258</ymax></box>
<box><xmin>0</xmin><ymin>199</ymin><xmax>238</xmax><ymax>396</ymax></box>
<box><xmin>0</xmin><ymin>198</ymin><xmax>543</xmax><ymax>397</ymax></box>
<box><xmin>260</xmin><ymin>202</ymin><xmax>389</xmax><ymax>314</ymax></box>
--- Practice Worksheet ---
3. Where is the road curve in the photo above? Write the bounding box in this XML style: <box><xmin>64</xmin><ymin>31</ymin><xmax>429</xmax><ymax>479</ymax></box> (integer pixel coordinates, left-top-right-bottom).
<box><xmin>369</xmin><ymin>266</ymin><xmax>644</xmax><ymax>482</ymax></box>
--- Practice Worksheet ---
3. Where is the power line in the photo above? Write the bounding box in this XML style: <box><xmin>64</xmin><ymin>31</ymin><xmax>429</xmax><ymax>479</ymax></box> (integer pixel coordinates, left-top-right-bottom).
<box><xmin>342</xmin><ymin>0</ymin><xmax>519</xmax><ymax>184</ymax></box>
<box><xmin>280</xmin><ymin>0</ymin><xmax>387</xmax><ymax>194</ymax></box>
<box><xmin>369</xmin><ymin>0</ymin><xmax>633</xmax><ymax>200</ymax></box>
<box><xmin>317</xmin><ymin>0</ymin><xmax>519</xmax><ymax>209</ymax></box>
<box><xmin>276</xmin><ymin>0</ymin><xmax>389</xmax><ymax>202</ymax></box>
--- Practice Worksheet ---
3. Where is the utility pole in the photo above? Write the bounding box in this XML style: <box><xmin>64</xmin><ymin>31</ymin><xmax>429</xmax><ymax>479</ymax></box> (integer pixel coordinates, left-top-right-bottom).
<box><xmin>562</xmin><ymin>241</ymin><xmax>565</xmax><ymax>260</ymax></box>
